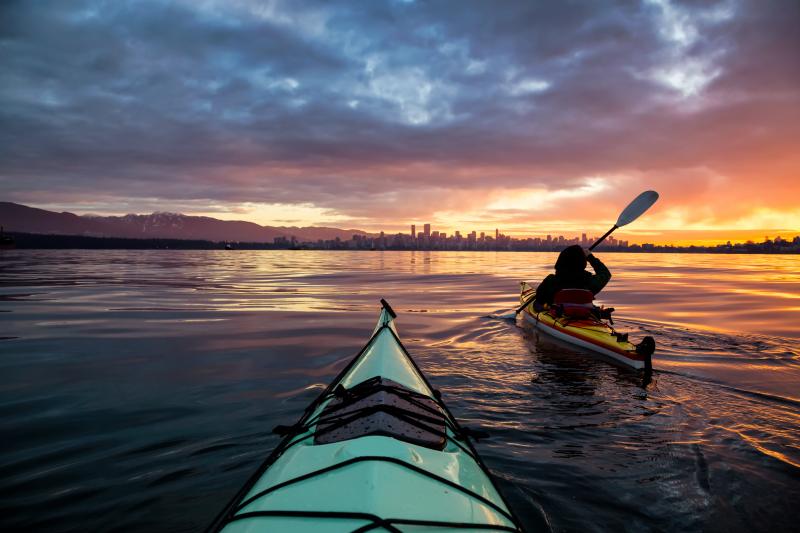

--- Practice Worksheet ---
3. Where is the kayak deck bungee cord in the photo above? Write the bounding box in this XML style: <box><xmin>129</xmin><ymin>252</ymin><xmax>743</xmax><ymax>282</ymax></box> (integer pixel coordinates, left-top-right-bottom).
<box><xmin>207</xmin><ymin>299</ymin><xmax>524</xmax><ymax>532</ymax></box>
<box><xmin>519</xmin><ymin>282</ymin><xmax>654</xmax><ymax>371</ymax></box>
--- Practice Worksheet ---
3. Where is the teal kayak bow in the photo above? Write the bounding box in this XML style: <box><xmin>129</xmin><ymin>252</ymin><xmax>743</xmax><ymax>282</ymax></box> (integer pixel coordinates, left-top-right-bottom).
<box><xmin>207</xmin><ymin>299</ymin><xmax>523</xmax><ymax>532</ymax></box>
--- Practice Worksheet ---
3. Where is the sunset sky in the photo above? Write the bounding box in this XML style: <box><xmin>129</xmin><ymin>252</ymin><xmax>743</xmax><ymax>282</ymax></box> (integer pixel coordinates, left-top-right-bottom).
<box><xmin>1</xmin><ymin>0</ymin><xmax>798</xmax><ymax>244</ymax></box>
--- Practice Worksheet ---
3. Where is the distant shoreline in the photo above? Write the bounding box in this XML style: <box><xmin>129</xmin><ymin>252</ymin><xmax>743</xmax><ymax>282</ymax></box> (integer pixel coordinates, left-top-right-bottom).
<box><xmin>3</xmin><ymin>232</ymin><xmax>799</xmax><ymax>254</ymax></box>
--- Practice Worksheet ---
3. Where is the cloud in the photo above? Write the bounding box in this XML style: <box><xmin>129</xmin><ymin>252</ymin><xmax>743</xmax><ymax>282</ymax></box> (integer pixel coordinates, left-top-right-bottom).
<box><xmin>0</xmin><ymin>0</ymin><xmax>798</xmax><ymax>235</ymax></box>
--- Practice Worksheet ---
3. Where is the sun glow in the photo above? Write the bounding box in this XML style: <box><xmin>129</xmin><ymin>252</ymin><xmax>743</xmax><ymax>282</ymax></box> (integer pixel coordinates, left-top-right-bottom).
<box><xmin>195</xmin><ymin>202</ymin><xmax>353</xmax><ymax>227</ymax></box>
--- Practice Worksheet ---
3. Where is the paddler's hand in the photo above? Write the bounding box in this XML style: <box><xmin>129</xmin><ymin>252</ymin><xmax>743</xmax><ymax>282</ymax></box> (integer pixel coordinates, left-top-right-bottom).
<box><xmin>582</xmin><ymin>247</ymin><xmax>592</xmax><ymax>258</ymax></box>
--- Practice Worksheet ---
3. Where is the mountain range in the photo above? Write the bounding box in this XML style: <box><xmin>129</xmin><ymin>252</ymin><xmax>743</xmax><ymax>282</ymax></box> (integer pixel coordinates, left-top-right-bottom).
<box><xmin>0</xmin><ymin>202</ymin><xmax>368</xmax><ymax>242</ymax></box>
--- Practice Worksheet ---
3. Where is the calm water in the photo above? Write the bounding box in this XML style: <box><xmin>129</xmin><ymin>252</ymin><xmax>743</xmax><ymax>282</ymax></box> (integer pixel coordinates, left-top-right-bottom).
<box><xmin>1</xmin><ymin>250</ymin><xmax>798</xmax><ymax>532</ymax></box>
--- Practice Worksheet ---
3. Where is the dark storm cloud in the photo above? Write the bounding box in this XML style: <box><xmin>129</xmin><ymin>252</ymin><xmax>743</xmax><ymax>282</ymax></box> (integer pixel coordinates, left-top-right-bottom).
<box><xmin>1</xmin><ymin>0</ymin><xmax>798</xmax><ymax>223</ymax></box>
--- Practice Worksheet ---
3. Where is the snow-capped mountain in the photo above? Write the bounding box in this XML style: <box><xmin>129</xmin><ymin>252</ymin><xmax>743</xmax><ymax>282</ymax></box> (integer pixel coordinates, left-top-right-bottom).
<box><xmin>0</xmin><ymin>202</ymin><xmax>368</xmax><ymax>242</ymax></box>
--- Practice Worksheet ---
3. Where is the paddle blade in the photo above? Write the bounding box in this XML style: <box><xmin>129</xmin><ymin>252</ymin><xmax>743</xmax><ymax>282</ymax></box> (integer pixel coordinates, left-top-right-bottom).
<box><xmin>616</xmin><ymin>190</ymin><xmax>659</xmax><ymax>227</ymax></box>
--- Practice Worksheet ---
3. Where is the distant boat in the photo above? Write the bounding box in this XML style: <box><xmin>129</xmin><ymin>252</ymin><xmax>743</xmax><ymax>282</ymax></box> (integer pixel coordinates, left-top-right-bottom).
<box><xmin>0</xmin><ymin>226</ymin><xmax>15</xmax><ymax>250</ymax></box>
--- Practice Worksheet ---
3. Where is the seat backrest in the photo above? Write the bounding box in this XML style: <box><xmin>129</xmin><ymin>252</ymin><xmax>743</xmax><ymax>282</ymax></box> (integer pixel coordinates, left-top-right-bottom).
<box><xmin>551</xmin><ymin>289</ymin><xmax>595</xmax><ymax>319</ymax></box>
<box><xmin>554</xmin><ymin>289</ymin><xmax>594</xmax><ymax>304</ymax></box>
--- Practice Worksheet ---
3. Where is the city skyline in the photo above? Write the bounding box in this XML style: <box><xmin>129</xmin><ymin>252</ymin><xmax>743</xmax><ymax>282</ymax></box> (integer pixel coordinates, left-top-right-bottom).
<box><xmin>304</xmin><ymin>232</ymin><xmax>799</xmax><ymax>253</ymax></box>
<box><xmin>407</xmin><ymin>222</ymin><xmax>629</xmax><ymax>248</ymax></box>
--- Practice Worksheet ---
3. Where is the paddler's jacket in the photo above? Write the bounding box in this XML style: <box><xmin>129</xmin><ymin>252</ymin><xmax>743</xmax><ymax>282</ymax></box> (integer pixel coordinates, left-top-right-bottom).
<box><xmin>534</xmin><ymin>254</ymin><xmax>611</xmax><ymax>306</ymax></box>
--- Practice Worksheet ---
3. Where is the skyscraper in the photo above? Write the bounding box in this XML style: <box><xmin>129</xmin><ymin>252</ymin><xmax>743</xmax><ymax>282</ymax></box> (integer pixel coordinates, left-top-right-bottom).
<box><xmin>495</xmin><ymin>228</ymin><xmax>499</xmax><ymax>240</ymax></box>
<box><xmin>411</xmin><ymin>224</ymin><xmax>416</xmax><ymax>239</ymax></box>
<box><xmin>424</xmin><ymin>223</ymin><xmax>431</xmax><ymax>239</ymax></box>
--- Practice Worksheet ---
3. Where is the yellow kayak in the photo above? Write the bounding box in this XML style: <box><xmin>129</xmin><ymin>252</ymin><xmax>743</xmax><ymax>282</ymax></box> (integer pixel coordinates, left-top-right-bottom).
<box><xmin>519</xmin><ymin>282</ymin><xmax>654</xmax><ymax>370</ymax></box>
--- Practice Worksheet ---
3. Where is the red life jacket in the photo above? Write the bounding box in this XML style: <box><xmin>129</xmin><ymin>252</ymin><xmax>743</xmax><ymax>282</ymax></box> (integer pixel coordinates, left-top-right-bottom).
<box><xmin>551</xmin><ymin>289</ymin><xmax>594</xmax><ymax>318</ymax></box>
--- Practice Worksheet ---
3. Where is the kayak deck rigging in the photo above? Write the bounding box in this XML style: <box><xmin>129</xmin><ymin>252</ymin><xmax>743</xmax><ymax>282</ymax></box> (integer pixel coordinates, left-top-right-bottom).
<box><xmin>314</xmin><ymin>377</ymin><xmax>447</xmax><ymax>449</ymax></box>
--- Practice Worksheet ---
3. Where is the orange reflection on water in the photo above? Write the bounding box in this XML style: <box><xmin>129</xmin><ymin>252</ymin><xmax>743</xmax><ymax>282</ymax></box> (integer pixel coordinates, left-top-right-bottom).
<box><xmin>728</xmin><ymin>288</ymin><xmax>800</xmax><ymax>300</ymax></box>
<box><xmin>179</xmin><ymin>250</ymin><xmax>800</xmax><ymax>339</ymax></box>
<box><xmin>7</xmin><ymin>249</ymin><xmax>798</xmax><ymax>338</ymax></box>
<box><xmin>726</xmin><ymin>422</ymin><xmax>800</xmax><ymax>469</ymax></box>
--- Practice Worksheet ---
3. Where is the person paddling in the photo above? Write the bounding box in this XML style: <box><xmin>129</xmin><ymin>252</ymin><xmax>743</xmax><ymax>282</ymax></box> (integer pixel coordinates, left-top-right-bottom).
<box><xmin>533</xmin><ymin>245</ymin><xmax>611</xmax><ymax>310</ymax></box>
<box><xmin>514</xmin><ymin>190</ymin><xmax>658</xmax><ymax>316</ymax></box>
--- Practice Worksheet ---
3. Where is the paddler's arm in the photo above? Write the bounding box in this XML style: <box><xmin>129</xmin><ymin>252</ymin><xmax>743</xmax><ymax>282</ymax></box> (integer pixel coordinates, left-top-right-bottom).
<box><xmin>534</xmin><ymin>274</ymin><xmax>558</xmax><ymax>305</ymax></box>
<box><xmin>586</xmin><ymin>253</ymin><xmax>611</xmax><ymax>294</ymax></box>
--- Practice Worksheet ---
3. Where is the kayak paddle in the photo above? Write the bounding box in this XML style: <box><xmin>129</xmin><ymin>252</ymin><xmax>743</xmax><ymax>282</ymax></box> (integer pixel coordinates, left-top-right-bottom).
<box><xmin>588</xmin><ymin>190</ymin><xmax>659</xmax><ymax>250</ymax></box>
<box><xmin>514</xmin><ymin>190</ymin><xmax>659</xmax><ymax>315</ymax></box>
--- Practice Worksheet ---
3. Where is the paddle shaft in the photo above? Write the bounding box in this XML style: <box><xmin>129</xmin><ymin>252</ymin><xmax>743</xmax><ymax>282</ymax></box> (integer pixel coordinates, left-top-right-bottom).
<box><xmin>589</xmin><ymin>224</ymin><xmax>618</xmax><ymax>251</ymax></box>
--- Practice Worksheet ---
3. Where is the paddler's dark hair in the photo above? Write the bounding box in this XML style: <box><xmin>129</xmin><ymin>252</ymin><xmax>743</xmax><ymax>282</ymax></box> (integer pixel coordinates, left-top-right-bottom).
<box><xmin>555</xmin><ymin>244</ymin><xmax>587</xmax><ymax>274</ymax></box>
